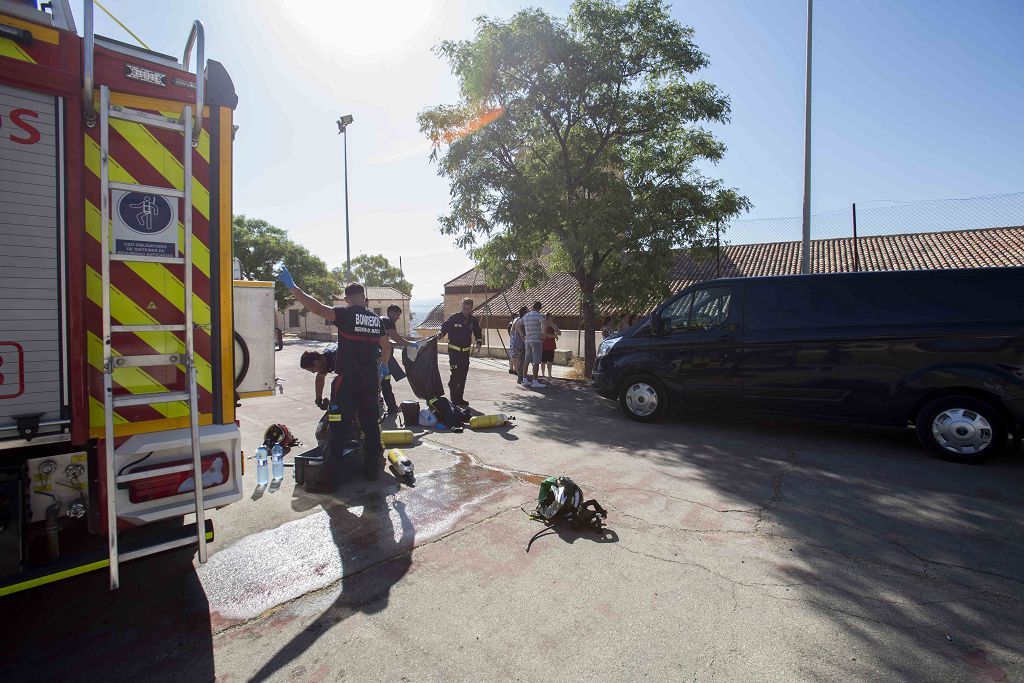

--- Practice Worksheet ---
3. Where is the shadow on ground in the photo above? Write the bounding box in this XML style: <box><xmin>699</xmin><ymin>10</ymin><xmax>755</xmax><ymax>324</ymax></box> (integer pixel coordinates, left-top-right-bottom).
<box><xmin>249</xmin><ymin>479</ymin><xmax>414</xmax><ymax>682</ymax></box>
<box><xmin>0</xmin><ymin>526</ymin><xmax>213</xmax><ymax>682</ymax></box>
<box><xmin>497</xmin><ymin>379</ymin><xmax>1024</xmax><ymax>679</ymax></box>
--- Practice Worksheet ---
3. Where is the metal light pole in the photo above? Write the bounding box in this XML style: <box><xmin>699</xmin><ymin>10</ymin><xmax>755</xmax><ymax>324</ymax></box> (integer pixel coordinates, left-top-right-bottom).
<box><xmin>800</xmin><ymin>0</ymin><xmax>813</xmax><ymax>274</ymax></box>
<box><xmin>337</xmin><ymin>114</ymin><xmax>354</xmax><ymax>278</ymax></box>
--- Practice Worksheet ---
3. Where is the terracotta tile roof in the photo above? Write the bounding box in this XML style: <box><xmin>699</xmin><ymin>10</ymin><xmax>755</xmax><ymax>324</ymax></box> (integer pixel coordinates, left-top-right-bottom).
<box><xmin>470</xmin><ymin>226</ymin><xmax>1024</xmax><ymax>320</ymax></box>
<box><xmin>364</xmin><ymin>286</ymin><xmax>410</xmax><ymax>301</ymax></box>
<box><xmin>444</xmin><ymin>268</ymin><xmax>496</xmax><ymax>291</ymax></box>
<box><xmin>418</xmin><ymin>302</ymin><xmax>445</xmax><ymax>330</ymax></box>
<box><xmin>670</xmin><ymin>225</ymin><xmax>1024</xmax><ymax>290</ymax></box>
<box><xmin>473</xmin><ymin>272</ymin><xmax>582</xmax><ymax>318</ymax></box>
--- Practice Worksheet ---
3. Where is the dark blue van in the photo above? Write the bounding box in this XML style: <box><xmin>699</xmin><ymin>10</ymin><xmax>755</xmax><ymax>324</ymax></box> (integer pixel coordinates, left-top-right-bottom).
<box><xmin>592</xmin><ymin>267</ymin><xmax>1024</xmax><ymax>462</ymax></box>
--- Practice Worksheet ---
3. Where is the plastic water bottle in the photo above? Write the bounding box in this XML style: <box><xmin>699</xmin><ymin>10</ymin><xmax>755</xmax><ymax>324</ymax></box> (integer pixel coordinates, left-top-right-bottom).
<box><xmin>255</xmin><ymin>445</ymin><xmax>269</xmax><ymax>486</ymax></box>
<box><xmin>271</xmin><ymin>443</ymin><xmax>284</xmax><ymax>482</ymax></box>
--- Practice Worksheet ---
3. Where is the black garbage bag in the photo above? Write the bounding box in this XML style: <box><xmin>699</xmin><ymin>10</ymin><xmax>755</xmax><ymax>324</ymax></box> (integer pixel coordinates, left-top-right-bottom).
<box><xmin>402</xmin><ymin>335</ymin><xmax>445</xmax><ymax>402</ymax></box>
<box><xmin>388</xmin><ymin>355</ymin><xmax>406</xmax><ymax>382</ymax></box>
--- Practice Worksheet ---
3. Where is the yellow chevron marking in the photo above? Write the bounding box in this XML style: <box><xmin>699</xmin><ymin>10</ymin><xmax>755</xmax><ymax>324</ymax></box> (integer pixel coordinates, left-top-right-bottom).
<box><xmin>108</xmin><ymin>119</ymin><xmax>211</xmax><ymax>221</ymax></box>
<box><xmin>90</xmin><ymin>413</ymin><xmax>214</xmax><ymax>440</ymax></box>
<box><xmin>84</xmin><ymin>137</ymin><xmax>211</xmax><ymax>278</ymax></box>
<box><xmin>105</xmin><ymin>92</ymin><xmax>209</xmax><ymax>152</ymax></box>
<box><xmin>84</xmin><ymin>134</ymin><xmax>134</xmax><ymax>184</ymax></box>
<box><xmin>106</xmin><ymin>92</ymin><xmax>211</xmax><ymax>162</ymax></box>
<box><xmin>90</xmin><ymin>396</ymin><xmax>127</xmax><ymax>430</ymax></box>
<box><xmin>84</xmin><ymin>265</ymin><xmax>213</xmax><ymax>393</ymax></box>
<box><xmin>1</xmin><ymin>37</ymin><xmax>35</xmax><ymax>63</ymax></box>
<box><xmin>86</xmin><ymin>332</ymin><xmax>188</xmax><ymax>420</ymax></box>
<box><xmin>158</xmin><ymin>111</ymin><xmax>211</xmax><ymax>162</ymax></box>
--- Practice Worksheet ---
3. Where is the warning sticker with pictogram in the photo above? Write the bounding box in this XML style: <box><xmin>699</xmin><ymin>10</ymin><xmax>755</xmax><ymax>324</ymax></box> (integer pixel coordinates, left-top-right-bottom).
<box><xmin>111</xmin><ymin>190</ymin><xmax>179</xmax><ymax>257</ymax></box>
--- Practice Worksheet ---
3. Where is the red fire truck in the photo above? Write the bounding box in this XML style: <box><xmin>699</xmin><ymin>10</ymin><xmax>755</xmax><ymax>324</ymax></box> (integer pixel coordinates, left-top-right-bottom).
<box><xmin>1</xmin><ymin>0</ymin><xmax>257</xmax><ymax>593</ymax></box>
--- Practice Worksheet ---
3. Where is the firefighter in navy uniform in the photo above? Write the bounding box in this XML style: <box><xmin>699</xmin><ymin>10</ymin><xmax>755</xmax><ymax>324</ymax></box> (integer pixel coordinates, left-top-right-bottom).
<box><xmin>299</xmin><ymin>346</ymin><xmax>336</xmax><ymax>409</ymax></box>
<box><xmin>438</xmin><ymin>298</ymin><xmax>483</xmax><ymax>407</ymax></box>
<box><xmin>378</xmin><ymin>304</ymin><xmax>412</xmax><ymax>415</ymax></box>
<box><xmin>278</xmin><ymin>268</ymin><xmax>392</xmax><ymax>485</ymax></box>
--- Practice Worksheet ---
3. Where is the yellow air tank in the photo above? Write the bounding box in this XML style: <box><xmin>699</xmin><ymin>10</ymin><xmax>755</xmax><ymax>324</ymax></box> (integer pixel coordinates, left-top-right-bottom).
<box><xmin>387</xmin><ymin>449</ymin><xmax>414</xmax><ymax>482</ymax></box>
<box><xmin>469</xmin><ymin>413</ymin><xmax>513</xmax><ymax>429</ymax></box>
<box><xmin>381</xmin><ymin>429</ymin><xmax>414</xmax><ymax>446</ymax></box>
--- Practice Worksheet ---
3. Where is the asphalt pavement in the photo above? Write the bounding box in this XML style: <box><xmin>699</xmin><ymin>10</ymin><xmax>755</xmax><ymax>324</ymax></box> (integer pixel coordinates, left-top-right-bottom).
<box><xmin>4</xmin><ymin>337</ymin><xmax>1023</xmax><ymax>682</ymax></box>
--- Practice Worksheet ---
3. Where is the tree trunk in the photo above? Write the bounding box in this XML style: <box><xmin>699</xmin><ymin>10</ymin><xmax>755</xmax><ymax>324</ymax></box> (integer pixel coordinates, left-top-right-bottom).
<box><xmin>580</xmin><ymin>283</ymin><xmax>598</xmax><ymax>378</ymax></box>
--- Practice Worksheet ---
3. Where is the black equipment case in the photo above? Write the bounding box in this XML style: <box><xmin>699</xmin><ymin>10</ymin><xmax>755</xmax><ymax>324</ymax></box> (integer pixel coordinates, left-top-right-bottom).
<box><xmin>293</xmin><ymin>446</ymin><xmax>363</xmax><ymax>488</ymax></box>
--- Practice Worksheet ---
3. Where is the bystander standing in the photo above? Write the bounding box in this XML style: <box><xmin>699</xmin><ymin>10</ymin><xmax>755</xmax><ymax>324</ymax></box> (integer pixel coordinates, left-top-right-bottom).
<box><xmin>542</xmin><ymin>313</ymin><xmax>559</xmax><ymax>379</ymax></box>
<box><xmin>509</xmin><ymin>306</ymin><xmax>528</xmax><ymax>378</ymax></box>
<box><xmin>519</xmin><ymin>301</ymin><xmax>545</xmax><ymax>388</ymax></box>
<box><xmin>601</xmin><ymin>316</ymin><xmax>614</xmax><ymax>339</ymax></box>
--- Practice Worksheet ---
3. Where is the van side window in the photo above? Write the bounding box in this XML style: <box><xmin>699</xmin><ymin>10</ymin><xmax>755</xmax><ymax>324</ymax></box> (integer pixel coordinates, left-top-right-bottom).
<box><xmin>690</xmin><ymin>288</ymin><xmax>732</xmax><ymax>330</ymax></box>
<box><xmin>660</xmin><ymin>288</ymin><xmax>732</xmax><ymax>332</ymax></box>
<box><xmin>744</xmin><ymin>274</ymin><xmax>1024</xmax><ymax>330</ymax></box>
<box><xmin>661</xmin><ymin>293</ymin><xmax>693</xmax><ymax>333</ymax></box>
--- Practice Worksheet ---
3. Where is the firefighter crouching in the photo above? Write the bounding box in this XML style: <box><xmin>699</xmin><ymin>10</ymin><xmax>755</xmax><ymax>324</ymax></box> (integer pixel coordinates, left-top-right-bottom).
<box><xmin>300</xmin><ymin>346</ymin><xmax>336</xmax><ymax>410</ymax></box>
<box><xmin>278</xmin><ymin>267</ymin><xmax>392</xmax><ymax>487</ymax></box>
<box><xmin>439</xmin><ymin>298</ymin><xmax>483</xmax><ymax>408</ymax></box>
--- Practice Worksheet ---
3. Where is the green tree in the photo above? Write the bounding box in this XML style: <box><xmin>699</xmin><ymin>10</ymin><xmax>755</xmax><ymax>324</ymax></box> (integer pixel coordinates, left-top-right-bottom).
<box><xmin>232</xmin><ymin>215</ymin><xmax>337</xmax><ymax>310</ymax></box>
<box><xmin>334</xmin><ymin>254</ymin><xmax>413</xmax><ymax>296</ymax></box>
<box><xmin>418</xmin><ymin>0</ymin><xmax>748</xmax><ymax>374</ymax></box>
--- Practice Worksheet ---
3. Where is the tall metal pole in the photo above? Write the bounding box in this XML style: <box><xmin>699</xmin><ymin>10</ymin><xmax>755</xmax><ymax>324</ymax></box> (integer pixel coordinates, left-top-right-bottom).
<box><xmin>852</xmin><ymin>202</ymin><xmax>859</xmax><ymax>272</ymax></box>
<box><xmin>343</xmin><ymin>128</ymin><xmax>351</xmax><ymax>279</ymax></box>
<box><xmin>716</xmin><ymin>222</ymin><xmax>721</xmax><ymax>278</ymax></box>
<box><xmin>800</xmin><ymin>0</ymin><xmax>813</xmax><ymax>274</ymax></box>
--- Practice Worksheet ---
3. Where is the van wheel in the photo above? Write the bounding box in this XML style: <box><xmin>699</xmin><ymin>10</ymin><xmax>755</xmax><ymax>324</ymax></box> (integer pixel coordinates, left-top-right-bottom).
<box><xmin>915</xmin><ymin>396</ymin><xmax>1007</xmax><ymax>463</ymax></box>
<box><xmin>619</xmin><ymin>374</ymin><xmax>667</xmax><ymax>422</ymax></box>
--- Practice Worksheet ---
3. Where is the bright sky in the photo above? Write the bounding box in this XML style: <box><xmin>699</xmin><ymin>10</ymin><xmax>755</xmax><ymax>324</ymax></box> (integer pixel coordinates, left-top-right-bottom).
<box><xmin>74</xmin><ymin>0</ymin><xmax>1024</xmax><ymax>298</ymax></box>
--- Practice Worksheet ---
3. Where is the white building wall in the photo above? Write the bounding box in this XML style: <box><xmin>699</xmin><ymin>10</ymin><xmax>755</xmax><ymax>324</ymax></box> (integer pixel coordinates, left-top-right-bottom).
<box><xmin>278</xmin><ymin>297</ymin><xmax>411</xmax><ymax>339</ymax></box>
<box><xmin>472</xmin><ymin>327</ymin><xmax>603</xmax><ymax>365</ymax></box>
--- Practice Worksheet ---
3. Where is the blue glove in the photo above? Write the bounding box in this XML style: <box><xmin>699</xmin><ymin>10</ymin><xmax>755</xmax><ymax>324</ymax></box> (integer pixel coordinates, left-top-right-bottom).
<box><xmin>379</xmin><ymin>364</ymin><xmax>391</xmax><ymax>379</ymax></box>
<box><xmin>277</xmin><ymin>265</ymin><xmax>296</xmax><ymax>289</ymax></box>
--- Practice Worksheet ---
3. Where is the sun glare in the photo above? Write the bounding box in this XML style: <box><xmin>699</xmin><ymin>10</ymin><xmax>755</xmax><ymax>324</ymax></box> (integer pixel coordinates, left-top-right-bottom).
<box><xmin>276</xmin><ymin>0</ymin><xmax>439</xmax><ymax>62</ymax></box>
<box><xmin>436</xmin><ymin>107</ymin><xmax>506</xmax><ymax>146</ymax></box>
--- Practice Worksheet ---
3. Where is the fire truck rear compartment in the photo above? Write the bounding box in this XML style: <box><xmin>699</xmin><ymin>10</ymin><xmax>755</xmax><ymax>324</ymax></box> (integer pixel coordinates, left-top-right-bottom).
<box><xmin>0</xmin><ymin>83</ymin><xmax>69</xmax><ymax>446</ymax></box>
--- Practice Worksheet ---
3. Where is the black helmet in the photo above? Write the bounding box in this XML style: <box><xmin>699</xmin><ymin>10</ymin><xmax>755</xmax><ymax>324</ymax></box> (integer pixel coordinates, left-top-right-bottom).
<box><xmin>263</xmin><ymin>423</ymin><xmax>301</xmax><ymax>454</ymax></box>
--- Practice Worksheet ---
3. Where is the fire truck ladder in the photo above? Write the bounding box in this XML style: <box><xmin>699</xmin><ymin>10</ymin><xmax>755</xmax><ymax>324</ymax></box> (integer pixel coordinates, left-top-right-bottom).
<box><xmin>97</xmin><ymin>83</ymin><xmax>207</xmax><ymax>590</ymax></box>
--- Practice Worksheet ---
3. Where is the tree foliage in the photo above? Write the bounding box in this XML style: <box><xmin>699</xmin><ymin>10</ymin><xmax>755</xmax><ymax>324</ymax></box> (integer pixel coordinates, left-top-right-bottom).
<box><xmin>232</xmin><ymin>215</ymin><xmax>337</xmax><ymax>310</ymax></box>
<box><xmin>418</xmin><ymin>0</ymin><xmax>748</xmax><ymax>373</ymax></box>
<box><xmin>335</xmin><ymin>254</ymin><xmax>413</xmax><ymax>296</ymax></box>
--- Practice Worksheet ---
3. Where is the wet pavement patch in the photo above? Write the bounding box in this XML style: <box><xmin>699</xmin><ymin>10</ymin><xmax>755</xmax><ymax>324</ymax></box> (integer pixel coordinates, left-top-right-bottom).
<box><xmin>202</xmin><ymin>442</ymin><xmax>530</xmax><ymax>629</ymax></box>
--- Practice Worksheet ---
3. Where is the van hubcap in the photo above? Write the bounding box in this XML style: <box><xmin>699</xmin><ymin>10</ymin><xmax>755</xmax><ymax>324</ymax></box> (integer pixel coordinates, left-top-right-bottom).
<box><xmin>931</xmin><ymin>408</ymin><xmax>993</xmax><ymax>454</ymax></box>
<box><xmin>625</xmin><ymin>382</ymin><xmax>659</xmax><ymax>417</ymax></box>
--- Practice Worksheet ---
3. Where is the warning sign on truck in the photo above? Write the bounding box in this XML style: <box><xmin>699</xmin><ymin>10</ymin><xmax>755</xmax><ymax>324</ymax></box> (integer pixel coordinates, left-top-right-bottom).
<box><xmin>112</xmin><ymin>190</ymin><xmax>178</xmax><ymax>257</ymax></box>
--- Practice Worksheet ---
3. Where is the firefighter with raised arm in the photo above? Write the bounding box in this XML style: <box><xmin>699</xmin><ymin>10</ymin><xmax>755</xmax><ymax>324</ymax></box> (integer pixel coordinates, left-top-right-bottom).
<box><xmin>438</xmin><ymin>298</ymin><xmax>483</xmax><ymax>408</ymax></box>
<box><xmin>278</xmin><ymin>267</ymin><xmax>392</xmax><ymax>487</ymax></box>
